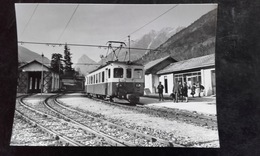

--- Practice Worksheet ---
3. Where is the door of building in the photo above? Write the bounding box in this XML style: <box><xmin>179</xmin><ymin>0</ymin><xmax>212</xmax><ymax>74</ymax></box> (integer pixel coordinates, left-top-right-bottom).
<box><xmin>28</xmin><ymin>72</ymin><xmax>41</xmax><ymax>93</ymax></box>
<box><xmin>164</xmin><ymin>76</ymin><xmax>168</xmax><ymax>93</ymax></box>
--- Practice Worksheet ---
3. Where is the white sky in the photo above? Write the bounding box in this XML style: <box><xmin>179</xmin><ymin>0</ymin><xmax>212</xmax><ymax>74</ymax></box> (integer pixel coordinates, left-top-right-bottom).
<box><xmin>15</xmin><ymin>3</ymin><xmax>217</xmax><ymax>65</ymax></box>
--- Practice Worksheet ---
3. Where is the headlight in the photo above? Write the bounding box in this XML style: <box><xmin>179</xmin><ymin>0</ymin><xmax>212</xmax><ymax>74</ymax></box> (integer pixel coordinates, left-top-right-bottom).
<box><xmin>135</xmin><ymin>83</ymin><xmax>141</xmax><ymax>87</ymax></box>
<box><xmin>116</xmin><ymin>83</ymin><xmax>123</xmax><ymax>87</ymax></box>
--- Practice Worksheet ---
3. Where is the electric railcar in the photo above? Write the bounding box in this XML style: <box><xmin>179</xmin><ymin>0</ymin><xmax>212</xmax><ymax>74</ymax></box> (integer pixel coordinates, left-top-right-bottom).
<box><xmin>85</xmin><ymin>61</ymin><xmax>144</xmax><ymax>104</ymax></box>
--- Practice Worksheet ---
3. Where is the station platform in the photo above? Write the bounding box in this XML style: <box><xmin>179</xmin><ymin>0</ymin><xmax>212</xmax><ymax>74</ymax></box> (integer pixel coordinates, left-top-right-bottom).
<box><xmin>141</xmin><ymin>94</ymin><xmax>217</xmax><ymax>115</ymax></box>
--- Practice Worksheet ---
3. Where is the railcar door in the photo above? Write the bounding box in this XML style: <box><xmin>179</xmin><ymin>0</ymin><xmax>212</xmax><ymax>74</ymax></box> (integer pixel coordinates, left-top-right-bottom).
<box><xmin>105</xmin><ymin>69</ymin><xmax>109</xmax><ymax>95</ymax></box>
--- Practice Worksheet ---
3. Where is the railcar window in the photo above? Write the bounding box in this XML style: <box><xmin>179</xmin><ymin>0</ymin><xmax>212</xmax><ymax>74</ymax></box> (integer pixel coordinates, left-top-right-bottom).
<box><xmin>108</xmin><ymin>69</ymin><xmax>111</xmax><ymax>78</ymax></box>
<box><xmin>96</xmin><ymin>74</ymin><xmax>98</xmax><ymax>83</ymax></box>
<box><xmin>114</xmin><ymin>68</ymin><xmax>123</xmax><ymax>78</ymax></box>
<box><xmin>127</xmin><ymin>68</ymin><xmax>132</xmax><ymax>78</ymax></box>
<box><xmin>99</xmin><ymin>73</ymin><xmax>101</xmax><ymax>83</ymax></box>
<box><xmin>133</xmin><ymin>69</ymin><xmax>143</xmax><ymax>79</ymax></box>
<box><xmin>102</xmin><ymin>71</ymin><xmax>105</xmax><ymax>82</ymax></box>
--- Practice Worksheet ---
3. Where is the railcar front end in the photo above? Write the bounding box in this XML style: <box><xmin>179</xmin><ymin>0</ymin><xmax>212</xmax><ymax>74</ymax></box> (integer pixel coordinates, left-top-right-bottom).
<box><xmin>85</xmin><ymin>62</ymin><xmax>144</xmax><ymax>104</ymax></box>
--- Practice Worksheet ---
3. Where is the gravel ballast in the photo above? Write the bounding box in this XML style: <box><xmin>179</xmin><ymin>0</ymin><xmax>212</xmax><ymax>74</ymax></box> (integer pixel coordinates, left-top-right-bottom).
<box><xmin>59</xmin><ymin>94</ymin><xmax>220</xmax><ymax>147</ymax></box>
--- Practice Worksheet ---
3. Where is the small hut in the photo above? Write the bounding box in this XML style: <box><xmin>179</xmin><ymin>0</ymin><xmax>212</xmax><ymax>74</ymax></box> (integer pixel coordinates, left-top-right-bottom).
<box><xmin>17</xmin><ymin>60</ymin><xmax>60</xmax><ymax>93</ymax></box>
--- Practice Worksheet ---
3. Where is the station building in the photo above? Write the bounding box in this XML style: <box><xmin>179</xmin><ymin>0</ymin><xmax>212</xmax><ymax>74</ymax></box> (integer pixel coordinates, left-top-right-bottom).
<box><xmin>157</xmin><ymin>54</ymin><xmax>215</xmax><ymax>96</ymax></box>
<box><xmin>143</xmin><ymin>54</ymin><xmax>215</xmax><ymax>97</ymax></box>
<box><xmin>17</xmin><ymin>60</ymin><xmax>60</xmax><ymax>93</ymax></box>
<box><xmin>144</xmin><ymin>56</ymin><xmax>177</xmax><ymax>94</ymax></box>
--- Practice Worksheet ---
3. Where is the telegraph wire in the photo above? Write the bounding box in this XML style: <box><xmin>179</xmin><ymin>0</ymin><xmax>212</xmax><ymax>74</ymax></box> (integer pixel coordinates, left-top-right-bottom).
<box><xmin>56</xmin><ymin>4</ymin><xmax>79</xmax><ymax>42</ymax></box>
<box><xmin>21</xmin><ymin>3</ymin><xmax>39</xmax><ymax>39</ymax></box>
<box><xmin>120</xmin><ymin>4</ymin><xmax>179</xmax><ymax>41</ymax></box>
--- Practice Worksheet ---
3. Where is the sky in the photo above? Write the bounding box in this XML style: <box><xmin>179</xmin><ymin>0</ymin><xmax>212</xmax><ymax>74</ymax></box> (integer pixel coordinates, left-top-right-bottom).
<box><xmin>15</xmin><ymin>3</ymin><xmax>217</xmax><ymax>66</ymax></box>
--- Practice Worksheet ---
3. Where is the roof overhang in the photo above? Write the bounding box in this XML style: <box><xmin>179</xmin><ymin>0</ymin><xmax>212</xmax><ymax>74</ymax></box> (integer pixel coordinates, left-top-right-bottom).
<box><xmin>157</xmin><ymin>65</ymin><xmax>215</xmax><ymax>75</ymax></box>
<box><xmin>144</xmin><ymin>56</ymin><xmax>177</xmax><ymax>74</ymax></box>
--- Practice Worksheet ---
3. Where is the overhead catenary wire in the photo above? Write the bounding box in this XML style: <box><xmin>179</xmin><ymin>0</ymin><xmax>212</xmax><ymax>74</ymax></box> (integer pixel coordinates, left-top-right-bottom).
<box><xmin>119</xmin><ymin>4</ymin><xmax>179</xmax><ymax>41</ymax></box>
<box><xmin>20</xmin><ymin>3</ymin><xmax>39</xmax><ymax>39</ymax></box>
<box><xmin>18</xmin><ymin>41</ymin><xmax>159</xmax><ymax>51</ymax></box>
<box><xmin>43</xmin><ymin>63</ymin><xmax>101</xmax><ymax>65</ymax></box>
<box><xmin>56</xmin><ymin>4</ymin><xmax>80</xmax><ymax>42</ymax></box>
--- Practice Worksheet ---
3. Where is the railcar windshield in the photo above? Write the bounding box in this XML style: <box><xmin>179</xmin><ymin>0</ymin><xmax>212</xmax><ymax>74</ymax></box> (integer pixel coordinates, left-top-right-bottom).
<box><xmin>133</xmin><ymin>69</ymin><xmax>143</xmax><ymax>79</ymax></box>
<box><xmin>114</xmin><ymin>68</ymin><xmax>124</xmax><ymax>78</ymax></box>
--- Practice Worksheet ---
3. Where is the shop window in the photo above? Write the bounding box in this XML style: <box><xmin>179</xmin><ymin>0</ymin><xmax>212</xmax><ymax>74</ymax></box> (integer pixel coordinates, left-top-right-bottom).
<box><xmin>198</xmin><ymin>76</ymin><xmax>201</xmax><ymax>83</ymax></box>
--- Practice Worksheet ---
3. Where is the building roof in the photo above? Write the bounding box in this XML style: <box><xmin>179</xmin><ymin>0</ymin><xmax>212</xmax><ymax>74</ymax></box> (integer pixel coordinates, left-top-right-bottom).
<box><xmin>19</xmin><ymin>60</ymin><xmax>50</xmax><ymax>69</ymax></box>
<box><xmin>157</xmin><ymin>54</ymin><xmax>215</xmax><ymax>74</ymax></box>
<box><xmin>144</xmin><ymin>56</ymin><xmax>176</xmax><ymax>74</ymax></box>
<box><xmin>144</xmin><ymin>56</ymin><xmax>170</xmax><ymax>70</ymax></box>
<box><xmin>19</xmin><ymin>60</ymin><xmax>58</xmax><ymax>73</ymax></box>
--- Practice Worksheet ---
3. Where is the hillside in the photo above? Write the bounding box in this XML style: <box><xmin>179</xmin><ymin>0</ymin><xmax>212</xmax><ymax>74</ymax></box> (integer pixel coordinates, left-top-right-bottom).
<box><xmin>74</xmin><ymin>54</ymin><xmax>100</xmax><ymax>75</ymax></box>
<box><xmin>99</xmin><ymin>26</ymin><xmax>184</xmax><ymax>64</ymax></box>
<box><xmin>135</xmin><ymin>8</ymin><xmax>217</xmax><ymax>65</ymax></box>
<box><xmin>18</xmin><ymin>46</ymin><xmax>50</xmax><ymax>66</ymax></box>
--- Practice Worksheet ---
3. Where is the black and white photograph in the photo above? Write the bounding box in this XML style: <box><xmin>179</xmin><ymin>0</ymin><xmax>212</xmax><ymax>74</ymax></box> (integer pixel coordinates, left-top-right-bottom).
<box><xmin>11</xmin><ymin>3</ymin><xmax>219</xmax><ymax>147</ymax></box>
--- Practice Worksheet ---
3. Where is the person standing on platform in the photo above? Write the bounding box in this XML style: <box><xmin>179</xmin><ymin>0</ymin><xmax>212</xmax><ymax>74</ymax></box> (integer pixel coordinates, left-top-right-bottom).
<box><xmin>191</xmin><ymin>82</ymin><xmax>196</xmax><ymax>98</ymax></box>
<box><xmin>182</xmin><ymin>82</ymin><xmax>188</xmax><ymax>102</ymax></box>
<box><xmin>197</xmin><ymin>81</ymin><xmax>204</xmax><ymax>97</ymax></box>
<box><xmin>173</xmin><ymin>80</ymin><xmax>181</xmax><ymax>103</ymax></box>
<box><xmin>157</xmin><ymin>82</ymin><xmax>164</xmax><ymax>101</ymax></box>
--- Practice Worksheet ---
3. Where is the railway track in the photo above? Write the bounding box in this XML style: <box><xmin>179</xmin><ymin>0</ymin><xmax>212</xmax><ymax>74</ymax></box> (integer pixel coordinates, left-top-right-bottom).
<box><xmin>11</xmin><ymin>113</ymin><xmax>63</xmax><ymax>146</ymax></box>
<box><xmin>82</xmin><ymin>95</ymin><xmax>217</xmax><ymax>130</ymax></box>
<box><xmin>15</xmin><ymin>95</ymin><xmax>126</xmax><ymax>146</ymax></box>
<box><xmin>47</xmin><ymin>94</ymin><xmax>181</xmax><ymax>147</ymax></box>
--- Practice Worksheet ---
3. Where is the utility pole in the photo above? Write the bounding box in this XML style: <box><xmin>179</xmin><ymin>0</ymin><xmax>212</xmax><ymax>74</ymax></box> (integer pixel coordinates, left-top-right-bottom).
<box><xmin>128</xmin><ymin>35</ymin><xmax>130</xmax><ymax>62</ymax></box>
<box><xmin>41</xmin><ymin>53</ymin><xmax>44</xmax><ymax>96</ymax></box>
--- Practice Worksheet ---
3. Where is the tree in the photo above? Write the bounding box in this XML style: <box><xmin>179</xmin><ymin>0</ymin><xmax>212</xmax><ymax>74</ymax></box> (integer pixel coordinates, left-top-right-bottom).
<box><xmin>64</xmin><ymin>43</ymin><xmax>73</xmax><ymax>73</ymax></box>
<box><xmin>50</xmin><ymin>53</ymin><xmax>63</xmax><ymax>74</ymax></box>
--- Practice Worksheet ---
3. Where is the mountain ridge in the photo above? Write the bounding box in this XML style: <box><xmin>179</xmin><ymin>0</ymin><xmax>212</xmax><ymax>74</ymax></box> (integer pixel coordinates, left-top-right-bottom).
<box><xmin>98</xmin><ymin>26</ymin><xmax>185</xmax><ymax>64</ymax></box>
<box><xmin>135</xmin><ymin>8</ymin><xmax>217</xmax><ymax>65</ymax></box>
<box><xmin>18</xmin><ymin>46</ymin><xmax>50</xmax><ymax>66</ymax></box>
<box><xmin>74</xmin><ymin>54</ymin><xmax>99</xmax><ymax>75</ymax></box>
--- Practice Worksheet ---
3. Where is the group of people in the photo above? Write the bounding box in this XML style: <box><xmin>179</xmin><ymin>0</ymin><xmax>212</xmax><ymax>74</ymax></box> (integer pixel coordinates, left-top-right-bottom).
<box><xmin>157</xmin><ymin>81</ymin><xmax>204</xmax><ymax>103</ymax></box>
